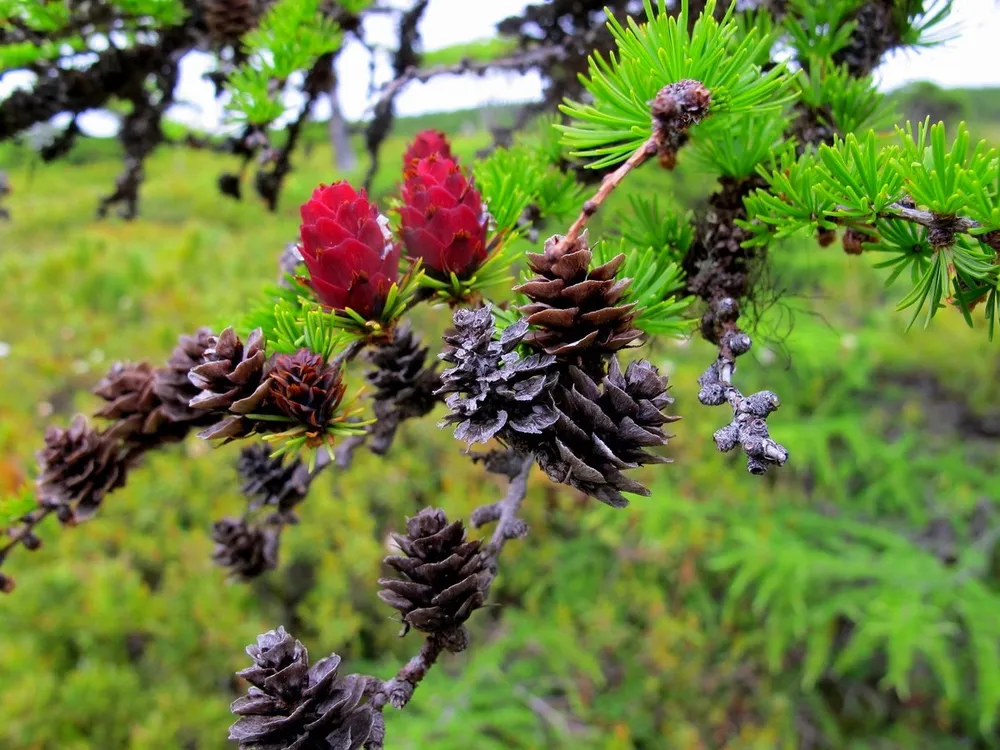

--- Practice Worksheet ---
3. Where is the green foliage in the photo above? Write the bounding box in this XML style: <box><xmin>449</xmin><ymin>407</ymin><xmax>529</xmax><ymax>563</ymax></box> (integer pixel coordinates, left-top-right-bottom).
<box><xmin>688</xmin><ymin>110</ymin><xmax>791</xmax><ymax>178</ymax></box>
<box><xmin>420</xmin><ymin>37</ymin><xmax>519</xmax><ymax>67</ymax></box>
<box><xmin>0</xmin><ymin>37</ymin><xmax>85</xmax><ymax>68</ymax></box>
<box><xmin>783</xmin><ymin>0</ymin><xmax>863</xmax><ymax>60</ymax></box>
<box><xmin>796</xmin><ymin>61</ymin><xmax>895</xmax><ymax>136</ymax></box>
<box><xmin>473</xmin><ymin>139</ymin><xmax>583</xmax><ymax>232</ymax></box>
<box><xmin>559</xmin><ymin>0</ymin><xmax>790</xmax><ymax>168</ymax></box>
<box><xmin>1</xmin><ymin>0</ymin><xmax>73</xmax><ymax>30</ymax></box>
<box><xmin>0</xmin><ymin>485</ymin><xmax>36</xmax><ymax>527</ymax></box>
<box><xmin>224</xmin><ymin>0</ymin><xmax>343</xmax><ymax>124</ymax></box>
<box><xmin>709</xmin><ymin>509</ymin><xmax>1000</xmax><ymax>732</ymax></box>
<box><xmin>619</xmin><ymin>194</ymin><xmax>693</xmax><ymax>257</ymax></box>
<box><xmin>893</xmin><ymin>0</ymin><xmax>956</xmax><ymax>48</ymax></box>
<box><xmin>269</xmin><ymin>300</ymin><xmax>362</xmax><ymax>361</ymax></box>
<box><xmin>238</xmin><ymin>276</ymin><xmax>311</xmax><ymax>341</ymax></box>
<box><xmin>592</xmin><ymin>238</ymin><xmax>694</xmax><ymax>337</ymax></box>
<box><xmin>0</xmin><ymin>0</ymin><xmax>185</xmax><ymax>31</ymax></box>
<box><xmin>0</xmin><ymin>0</ymin><xmax>185</xmax><ymax>69</ymax></box>
<box><xmin>744</xmin><ymin>121</ymin><xmax>1000</xmax><ymax>336</ymax></box>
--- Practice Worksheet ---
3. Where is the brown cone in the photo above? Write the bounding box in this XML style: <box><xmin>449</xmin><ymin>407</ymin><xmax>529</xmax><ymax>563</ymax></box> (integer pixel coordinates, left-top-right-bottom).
<box><xmin>153</xmin><ymin>327</ymin><xmax>216</xmax><ymax>423</ymax></box>
<box><xmin>94</xmin><ymin>361</ymin><xmax>195</xmax><ymax>448</ymax></box>
<box><xmin>211</xmin><ymin>517</ymin><xmax>279</xmax><ymax>580</ymax></box>
<box><xmin>514</xmin><ymin>232</ymin><xmax>642</xmax><ymax>372</ymax></box>
<box><xmin>378</xmin><ymin>508</ymin><xmax>487</xmax><ymax>643</ymax></box>
<box><xmin>229</xmin><ymin>627</ymin><xmax>376</xmax><ymax>750</ymax></box>
<box><xmin>266</xmin><ymin>350</ymin><xmax>346</xmax><ymax>431</ymax></box>
<box><xmin>188</xmin><ymin>327</ymin><xmax>270</xmax><ymax>441</ymax></box>
<box><xmin>36</xmin><ymin>416</ymin><xmax>131</xmax><ymax>523</ymax></box>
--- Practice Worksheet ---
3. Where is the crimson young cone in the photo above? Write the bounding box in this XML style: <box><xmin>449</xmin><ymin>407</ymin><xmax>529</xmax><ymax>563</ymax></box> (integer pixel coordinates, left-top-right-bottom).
<box><xmin>298</xmin><ymin>182</ymin><xmax>400</xmax><ymax>319</ymax></box>
<box><xmin>399</xmin><ymin>156</ymin><xmax>489</xmax><ymax>278</ymax></box>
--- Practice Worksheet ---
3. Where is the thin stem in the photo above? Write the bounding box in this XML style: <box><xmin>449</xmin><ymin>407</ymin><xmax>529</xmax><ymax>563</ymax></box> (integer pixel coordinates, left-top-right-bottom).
<box><xmin>330</xmin><ymin>339</ymin><xmax>366</xmax><ymax>370</ymax></box>
<box><xmin>884</xmin><ymin>203</ymin><xmax>982</xmax><ymax>233</ymax></box>
<box><xmin>484</xmin><ymin>454</ymin><xmax>535</xmax><ymax>559</ymax></box>
<box><xmin>371</xmin><ymin>634</ymin><xmax>446</xmax><ymax>711</ymax></box>
<box><xmin>553</xmin><ymin>135</ymin><xmax>659</xmax><ymax>255</ymax></box>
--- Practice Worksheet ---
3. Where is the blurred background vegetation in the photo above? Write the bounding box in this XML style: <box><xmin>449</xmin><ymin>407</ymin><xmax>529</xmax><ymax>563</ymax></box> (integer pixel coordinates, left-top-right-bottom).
<box><xmin>1</xmin><ymin>80</ymin><xmax>999</xmax><ymax>749</ymax></box>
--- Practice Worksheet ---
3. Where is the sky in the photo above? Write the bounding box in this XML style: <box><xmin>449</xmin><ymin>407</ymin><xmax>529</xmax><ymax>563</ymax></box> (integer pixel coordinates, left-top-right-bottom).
<box><xmin>3</xmin><ymin>0</ymin><xmax>1000</xmax><ymax>138</ymax></box>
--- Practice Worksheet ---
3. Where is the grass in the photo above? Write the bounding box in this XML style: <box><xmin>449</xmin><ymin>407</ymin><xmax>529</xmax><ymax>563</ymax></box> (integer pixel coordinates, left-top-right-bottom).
<box><xmin>0</xmin><ymin>117</ymin><xmax>998</xmax><ymax>749</ymax></box>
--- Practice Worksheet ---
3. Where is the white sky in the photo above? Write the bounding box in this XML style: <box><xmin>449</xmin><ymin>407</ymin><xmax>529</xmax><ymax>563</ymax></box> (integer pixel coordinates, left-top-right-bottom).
<box><xmin>3</xmin><ymin>0</ymin><xmax>1000</xmax><ymax>138</ymax></box>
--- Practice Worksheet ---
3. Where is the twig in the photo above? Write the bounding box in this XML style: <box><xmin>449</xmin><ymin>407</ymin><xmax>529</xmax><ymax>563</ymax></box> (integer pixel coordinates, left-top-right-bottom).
<box><xmin>884</xmin><ymin>203</ymin><xmax>982</xmax><ymax>233</ymax></box>
<box><xmin>330</xmin><ymin>339</ymin><xmax>366</xmax><ymax>370</ymax></box>
<box><xmin>369</xmin><ymin>45</ymin><xmax>567</xmax><ymax>119</ymax></box>
<box><xmin>553</xmin><ymin>135</ymin><xmax>659</xmax><ymax>254</ymax></box>
<box><xmin>481</xmin><ymin>453</ymin><xmax>535</xmax><ymax>561</ymax></box>
<box><xmin>0</xmin><ymin>507</ymin><xmax>51</xmax><ymax>564</ymax></box>
<box><xmin>697</xmin><ymin>297</ymin><xmax>788</xmax><ymax>474</ymax></box>
<box><xmin>370</xmin><ymin>633</ymin><xmax>446</xmax><ymax>711</ymax></box>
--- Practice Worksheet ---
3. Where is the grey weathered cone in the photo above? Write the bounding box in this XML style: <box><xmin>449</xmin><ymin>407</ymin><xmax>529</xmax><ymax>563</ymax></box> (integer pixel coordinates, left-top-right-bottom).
<box><xmin>514</xmin><ymin>232</ymin><xmax>642</xmax><ymax>375</ymax></box>
<box><xmin>153</xmin><ymin>327</ymin><xmax>217</xmax><ymax>423</ymax></box>
<box><xmin>188</xmin><ymin>327</ymin><xmax>271</xmax><ymax>441</ymax></box>
<box><xmin>437</xmin><ymin>306</ymin><xmax>559</xmax><ymax>447</ymax></box>
<box><xmin>237</xmin><ymin>444</ymin><xmax>308</xmax><ymax>515</ymax></box>
<box><xmin>211</xmin><ymin>517</ymin><xmax>280</xmax><ymax>580</ymax></box>
<box><xmin>229</xmin><ymin>627</ymin><xmax>377</xmax><ymax>750</ymax></box>
<box><xmin>535</xmin><ymin>358</ymin><xmax>677</xmax><ymax>508</ymax></box>
<box><xmin>365</xmin><ymin>325</ymin><xmax>440</xmax><ymax>455</ymax></box>
<box><xmin>36</xmin><ymin>415</ymin><xmax>131</xmax><ymax>524</ymax></box>
<box><xmin>378</xmin><ymin>508</ymin><xmax>488</xmax><ymax>644</ymax></box>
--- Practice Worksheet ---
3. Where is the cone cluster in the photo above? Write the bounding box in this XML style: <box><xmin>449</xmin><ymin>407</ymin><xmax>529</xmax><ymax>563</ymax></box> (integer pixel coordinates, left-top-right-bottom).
<box><xmin>378</xmin><ymin>508</ymin><xmax>488</xmax><ymax>643</ymax></box>
<box><xmin>229</xmin><ymin>627</ymin><xmax>377</xmax><ymax>750</ymax></box>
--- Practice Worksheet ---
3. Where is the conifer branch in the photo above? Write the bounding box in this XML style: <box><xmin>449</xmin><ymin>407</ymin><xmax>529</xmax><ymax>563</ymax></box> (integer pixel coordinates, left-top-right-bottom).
<box><xmin>554</xmin><ymin>135</ymin><xmax>659</xmax><ymax>255</ymax></box>
<box><xmin>554</xmin><ymin>78</ymin><xmax>711</xmax><ymax>255</ymax></box>
<box><xmin>369</xmin><ymin>453</ymin><xmax>534</xmax><ymax>722</ymax></box>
